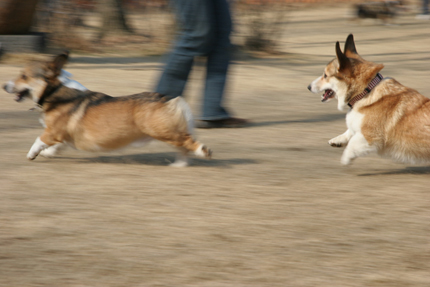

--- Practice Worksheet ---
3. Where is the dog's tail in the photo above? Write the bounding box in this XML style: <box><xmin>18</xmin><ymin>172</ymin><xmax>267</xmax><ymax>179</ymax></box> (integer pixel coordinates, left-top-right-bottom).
<box><xmin>165</xmin><ymin>96</ymin><xmax>194</xmax><ymax>135</ymax></box>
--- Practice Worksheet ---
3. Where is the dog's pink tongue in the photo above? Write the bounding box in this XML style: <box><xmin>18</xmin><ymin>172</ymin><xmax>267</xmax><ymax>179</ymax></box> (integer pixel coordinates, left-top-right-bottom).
<box><xmin>321</xmin><ymin>89</ymin><xmax>333</xmax><ymax>102</ymax></box>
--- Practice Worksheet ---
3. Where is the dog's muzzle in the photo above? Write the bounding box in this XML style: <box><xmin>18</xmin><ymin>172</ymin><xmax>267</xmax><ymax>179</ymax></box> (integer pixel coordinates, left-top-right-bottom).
<box><xmin>14</xmin><ymin>89</ymin><xmax>30</xmax><ymax>102</ymax></box>
<box><xmin>3</xmin><ymin>81</ymin><xmax>30</xmax><ymax>102</ymax></box>
<box><xmin>3</xmin><ymin>81</ymin><xmax>14</xmax><ymax>93</ymax></box>
<box><xmin>308</xmin><ymin>82</ymin><xmax>336</xmax><ymax>103</ymax></box>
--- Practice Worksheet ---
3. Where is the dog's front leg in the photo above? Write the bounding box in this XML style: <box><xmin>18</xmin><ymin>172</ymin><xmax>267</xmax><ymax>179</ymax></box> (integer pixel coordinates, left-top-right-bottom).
<box><xmin>39</xmin><ymin>143</ymin><xmax>67</xmax><ymax>158</ymax></box>
<box><xmin>27</xmin><ymin>137</ymin><xmax>51</xmax><ymax>160</ymax></box>
<box><xmin>340</xmin><ymin>133</ymin><xmax>376</xmax><ymax>165</ymax></box>
<box><xmin>328</xmin><ymin>129</ymin><xmax>353</xmax><ymax>147</ymax></box>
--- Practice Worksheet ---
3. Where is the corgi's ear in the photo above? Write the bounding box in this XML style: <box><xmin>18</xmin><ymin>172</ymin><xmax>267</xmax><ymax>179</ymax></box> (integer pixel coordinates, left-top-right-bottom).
<box><xmin>344</xmin><ymin>34</ymin><xmax>358</xmax><ymax>58</ymax></box>
<box><xmin>46</xmin><ymin>51</ymin><xmax>69</xmax><ymax>78</ymax></box>
<box><xmin>336</xmin><ymin>41</ymin><xmax>350</xmax><ymax>72</ymax></box>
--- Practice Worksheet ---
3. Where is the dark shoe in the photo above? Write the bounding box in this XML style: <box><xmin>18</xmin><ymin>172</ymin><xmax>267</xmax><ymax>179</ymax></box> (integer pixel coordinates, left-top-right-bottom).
<box><xmin>195</xmin><ymin>117</ymin><xmax>250</xmax><ymax>129</ymax></box>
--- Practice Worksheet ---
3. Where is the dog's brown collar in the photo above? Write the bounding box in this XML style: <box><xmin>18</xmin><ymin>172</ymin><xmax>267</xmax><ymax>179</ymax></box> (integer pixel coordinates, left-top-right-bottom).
<box><xmin>348</xmin><ymin>73</ymin><xmax>383</xmax><ymax>108</ymax></box>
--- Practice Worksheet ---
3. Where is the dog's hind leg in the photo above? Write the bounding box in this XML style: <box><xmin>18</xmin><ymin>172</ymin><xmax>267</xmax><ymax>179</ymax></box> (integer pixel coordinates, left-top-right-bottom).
<box><xmin>175</xmin><ymin>136</ymin><xmax>212</xmax><ymax>159</ymax></box>
<box><xmin>157</xmin><ymin>134</ymin><xmax>212</xmax><ymax>164</ymax></box>
<box><xmin>170</xmin><ymin>148</ymin><xmax>190</xmax><ymax>167</ymax></box>
<box><xmin>193</xmin><ymin>142</ymin><xmax>212</xmax><ymax>159</ymax></box>
<box><xmin>340</xmin><ymin>133</ymin><xmax>376</xmax><ymax>165</ymax></box>
<box><xmin>178</xmin><ymin>136</ymin><xmax>212</xmax><ymax>159</ymax></box>
<box><xmin>166</xmin><ymin>137</ymin><xmax>211</xmax><ymax>167</ymax></box>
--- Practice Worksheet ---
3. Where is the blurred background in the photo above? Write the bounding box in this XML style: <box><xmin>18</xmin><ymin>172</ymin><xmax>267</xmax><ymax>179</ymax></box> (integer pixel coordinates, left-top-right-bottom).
<box><xmin>0</xmin><ymin>0</ymin><xmax>418</xmax><ymax>56</ymax></box>
<box><xmin>1</xmin><ymin>1</ymin><xmax>430</xmax><ymax>287</ymax></box>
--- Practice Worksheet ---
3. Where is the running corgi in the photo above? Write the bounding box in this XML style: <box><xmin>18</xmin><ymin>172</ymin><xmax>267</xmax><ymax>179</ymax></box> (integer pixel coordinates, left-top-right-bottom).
<box><xmin>308</xmin><ymin>34</ymin><xmax>430</xmax><ymax>165</ymax></box>
<box><xmin>3</xmin><ymin>52</ymin><xmax>212</xmax><ymax>167</ymax></box>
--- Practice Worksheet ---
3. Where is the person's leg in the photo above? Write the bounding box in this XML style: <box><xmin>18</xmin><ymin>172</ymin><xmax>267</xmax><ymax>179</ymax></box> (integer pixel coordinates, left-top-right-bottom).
<box><xmin>196</xmin><ymin>0</ymin><xmax>248</xmax><ymax>128</ymax></box>
<box><xmin>423</xmin><ymin>0</ymin><xmax>429</xmax><ymax>15</ymax></box>
<box><xmin>156</xmin><ymin>0</ymin><xmax>215</xmax><ymax>97</ymax></box>
<box><xmin>199</xmin><ymin>0</ymin><xmax>232</xmax><ymax>120</ymax></box>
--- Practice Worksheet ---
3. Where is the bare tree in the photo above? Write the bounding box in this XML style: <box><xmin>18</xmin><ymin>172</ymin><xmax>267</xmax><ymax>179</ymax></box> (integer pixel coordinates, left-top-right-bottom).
<box><xmin>0</xmin><ymin>0</ymin><xmax>39</xmax><ymax>34</ymax></box>
<box><xmin>96</xmin><ymin>0</ymin><xmax>133</xmax><ymax>41</ymax></box>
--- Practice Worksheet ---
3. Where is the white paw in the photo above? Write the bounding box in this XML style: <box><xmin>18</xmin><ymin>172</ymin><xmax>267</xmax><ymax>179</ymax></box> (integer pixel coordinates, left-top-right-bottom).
<box><xmin>328</xmin><ymin>138</ymin><xmax>346</xmax><ymax>148</ymax></box>
<box><xmin>340</xmin><ymin>155</ymin><xmax>352</xmax><ymax>166</ymax></box>
<box><xmin>27</xmin><ymin>152</ymin><xmax>36</xmax><ymax>161</ymax></box>
<box><xmin>169</xmin><ymin>160</ymin><xmax>189</xmax><ymax>167</ymax></box>
<box><xmin>194</xmin><ymin>144</ymin><xmax>205</xmax><ymax>157</ymax></box>
<box><xmin>194</xmin><ymin>144</ymin><xmax>212</xmax><ymax>159</ymax></box>
<box><xmin>39</xmin><ymin>148</ymin><xmax>56</xmax><ymax>158</ymax></box>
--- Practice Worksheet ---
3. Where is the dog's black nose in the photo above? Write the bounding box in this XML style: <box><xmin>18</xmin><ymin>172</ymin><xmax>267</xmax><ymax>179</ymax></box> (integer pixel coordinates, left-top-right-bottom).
<box><xmin>2</xmin><ymin>84</ymin><xmax>7</xmax><ymax>91</ymax></box>
<box><xmin>307</xmin><ymin>84</ymin><xmax>312</xmax><ymax>91</ymax></box>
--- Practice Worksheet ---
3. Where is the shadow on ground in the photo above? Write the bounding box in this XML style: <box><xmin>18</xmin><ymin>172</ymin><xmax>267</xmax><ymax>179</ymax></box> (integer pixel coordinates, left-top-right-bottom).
<box><xmin>250</xmin><ymin>113</ymin><xmax>345</xmax><ymax>128</ymax></box>
<box><xmin>58</xmin><ymin>152</ymin><xmax>259</xmax><ymax>167</ymax></box>
<box><xmin>359</xmin><ymin>166</ymin><xmax>430</xmax><ymax>176</ymax></box>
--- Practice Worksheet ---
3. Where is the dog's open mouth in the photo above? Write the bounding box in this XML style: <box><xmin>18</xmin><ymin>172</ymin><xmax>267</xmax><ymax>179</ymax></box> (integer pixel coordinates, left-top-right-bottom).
<box><xmin>321</xmin><ymin>89</ymin><xmax>335</xmax><ymax>102</ymax></box>
<box><xmin>15</xmin><ymin>89</ymin><xmax>30</xmax><ymax>102</ymax></box>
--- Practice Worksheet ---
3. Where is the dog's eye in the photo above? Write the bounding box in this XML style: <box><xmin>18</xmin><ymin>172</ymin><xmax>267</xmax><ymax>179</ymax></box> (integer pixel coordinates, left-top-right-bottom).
<box><xmin>21</xmin><ymin>74</ymin><xmax>28</xmax><ymax>80</ymax></box>
<box><xmin>323</xmin><ymin>73</ymin><xmax>327</xmax><ymax>79</ymax></box>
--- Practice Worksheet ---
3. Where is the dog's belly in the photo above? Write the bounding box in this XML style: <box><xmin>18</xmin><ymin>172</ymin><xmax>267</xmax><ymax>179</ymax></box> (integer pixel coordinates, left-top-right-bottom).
<box><xmin>66</xmin><ymin>104</ymin><xmax>151</xmax><ymax>151</ymax></box>
<box><xmin>71</xmin><ymin>132</ymin><xmax>152</xmax><ymax>152</ymax></box>
<box><xmin>128</xmin><ymin>137</ymin><xmax>154</xmax><ymax>148</ymax></box>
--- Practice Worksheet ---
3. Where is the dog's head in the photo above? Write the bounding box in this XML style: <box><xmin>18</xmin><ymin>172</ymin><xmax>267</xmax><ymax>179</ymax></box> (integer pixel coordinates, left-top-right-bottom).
<box><xmin>308</xmin><ymin>34</ymin><xmax>384</xmax><ymax>111</ymax></box>
<box><xmin>3</xmin><ymin>52</ymin><xmax>69</xmax><ymax>104</ymax></box>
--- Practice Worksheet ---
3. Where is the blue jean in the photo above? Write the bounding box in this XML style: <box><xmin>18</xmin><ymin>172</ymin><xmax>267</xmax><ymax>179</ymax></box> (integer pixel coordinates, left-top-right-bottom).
<box><xmin>155</xmin><ymin>0</ymin><xmax>232</xmax><ymax>120</ymax></box>
<box><xmin>423</xmin><ymin>0</ymin><xmax>429</xmax><ymax>15</ymax></box>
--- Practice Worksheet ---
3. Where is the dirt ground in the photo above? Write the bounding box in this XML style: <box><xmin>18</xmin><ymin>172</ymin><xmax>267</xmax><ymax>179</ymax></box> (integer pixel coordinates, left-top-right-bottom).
<box><xmin>1</xmin><ymin>4</ymin><xmax>430</xmax><ymax>287</ymax></box>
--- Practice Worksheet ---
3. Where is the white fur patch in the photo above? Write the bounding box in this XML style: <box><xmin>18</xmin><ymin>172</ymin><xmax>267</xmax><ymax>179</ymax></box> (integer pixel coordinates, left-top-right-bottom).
<box><xmin>329</xmin><ymin>129</ymin><xmax>352</xmax><ymax>147</ymax></box>
<box><xmin>346</xmin><ymin>109</ymin><xmax>364</xmax><ymax>133</ymax></box>
<box><xmin>308</xmin><ymin>73</ymin><xmax>349</xmax><ymax>111</ymax></box>
<box><xmin>337</xmin><ymin>109</ymin><xmax>377</xmax><ymax>164</ymax></box>
<box><xmin>4</xmin><ymin>81</ymin><xmax>15</xmax><ymax>93</ymax></box>
<box><xmin>129</xmin><ymin>137</ymin><xmax>153</xmax><ymax>148</ymax></box>
<box><xmin>59</xmin><ymin>70</ymin><xmax>87</xmax><ymax>91</ymax></box>
<box><xmin>27</xmin><ymin>137</ymin><xmax>49</xmax><ymax>160</ymax></box>
<box><xmin>341</xmin><ymin>132</ymin><xmax>377</xmax><ymax>165</ymax></box>
<box><xmin>170</xmin><ymin>153</ymin><xmax>190</xmax><ymax>167</ymax></box>
<box><xmin>194</xmin><ymin>144</ymin><xmax>206</xmax><ymax>158</ymax></box>
<box><xmin>176</xmin><ymin>97</ymin><xmax>194</xmax><ymax>135</ymax></box>
<box><xmin>39</xmin><ymin>143</ymin><xmax>67</xmax><ymax>158</ymax></box>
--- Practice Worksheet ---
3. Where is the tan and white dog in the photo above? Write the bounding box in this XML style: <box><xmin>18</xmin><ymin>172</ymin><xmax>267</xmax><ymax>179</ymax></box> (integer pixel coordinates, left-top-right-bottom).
<box><xmin>308</xmin><ymin>34</ymin><xmax>430</xmax><ymax>165</ymax></box>
<box><xmin>3</xmin><ymin>52</ymin><xmax>212</xmax><ymax>167</ymax></box>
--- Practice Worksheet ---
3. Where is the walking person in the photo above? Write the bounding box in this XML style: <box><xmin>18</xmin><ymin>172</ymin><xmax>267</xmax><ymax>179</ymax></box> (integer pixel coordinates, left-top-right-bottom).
<box><xmin>155</xmin><ymin>0</ymin><xmax>248</xmax><ymax>128</ymax></box>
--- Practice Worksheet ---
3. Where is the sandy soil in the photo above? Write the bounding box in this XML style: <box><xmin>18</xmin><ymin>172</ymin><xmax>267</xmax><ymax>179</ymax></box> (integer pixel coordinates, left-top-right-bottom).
<box><xmin>0</xmin><ymin>4</ymin><xmax>429</xmax><ymax>287</ymax></box>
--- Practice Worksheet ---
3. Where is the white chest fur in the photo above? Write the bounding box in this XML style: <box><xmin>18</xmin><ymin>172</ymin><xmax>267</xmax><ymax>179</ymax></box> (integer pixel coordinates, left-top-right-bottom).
<box><xmin>345</xmin><ymin>108</ymin><xmax>364</xmax><ymax>135</ymax></box>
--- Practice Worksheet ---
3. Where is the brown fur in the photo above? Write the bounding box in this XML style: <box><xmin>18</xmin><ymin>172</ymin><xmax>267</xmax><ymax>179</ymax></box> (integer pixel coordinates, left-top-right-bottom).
<box><xmin>4</xmin><ymin>52</ymin><xmax>211</xmax><ymax>165</ymax></box>
<box><xmin>335</xmin><ymin>38</ymin><xmax>385</xmax><ymax>104</ymax></box>
<box><xmin>309</xmin><ymin>34</ymin><xmax>430</xmax><ymax>164</ymax></box>
<box><xmin>339</xmin><ymin>35</ymin><xmax>430</xmax><ymax>162</ymax></box>
<box><xmin>358</xmin><ymin>79</ymin><xmax>430</xmax><ymax>162</ymax></box>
